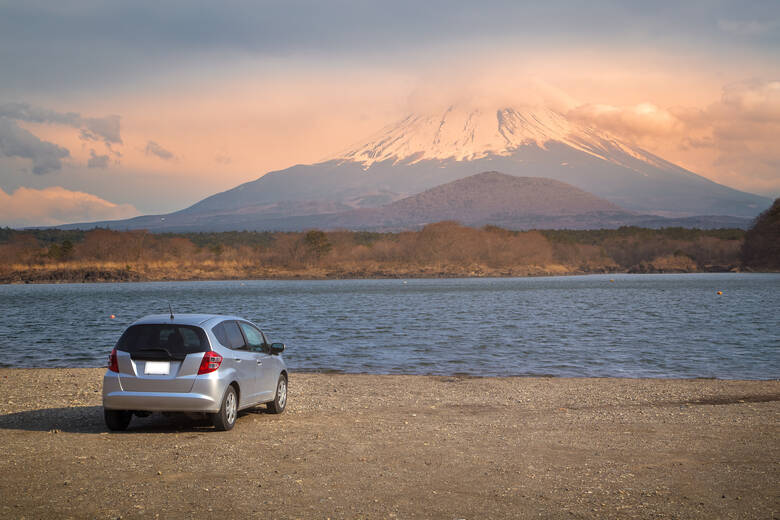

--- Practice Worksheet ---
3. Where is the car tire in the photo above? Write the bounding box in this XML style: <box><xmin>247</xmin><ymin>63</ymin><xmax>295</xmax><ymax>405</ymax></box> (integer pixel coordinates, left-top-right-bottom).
<box><xmin>267</xmin><ymin>375</ymin><xmax>287</xmax><ymax>414</ymax></box>
<box><xmin>212</xmin><ymin>385</ymin><xmax>238</xmax><ymax>431</ymax></box>
<box><xmin>104</xmin><ymin>409</ymin><xmax>132</xmax><ymax>431</ymax></box>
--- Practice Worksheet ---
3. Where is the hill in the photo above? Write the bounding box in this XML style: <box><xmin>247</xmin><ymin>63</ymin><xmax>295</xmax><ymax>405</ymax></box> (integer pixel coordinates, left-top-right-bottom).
<box><xmin>741</xmin><ymin>198</ymin><xmax>780</xmax><ymax>270</ymax></box>
<box><xmin>315</xmin><ymin>172</ymin><xmax>632</xmax><ymax>230</ymax></box>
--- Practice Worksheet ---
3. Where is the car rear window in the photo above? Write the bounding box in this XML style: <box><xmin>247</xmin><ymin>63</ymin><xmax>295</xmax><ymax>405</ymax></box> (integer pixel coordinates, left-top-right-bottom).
<box><xmin>116</xmin><ymin>324</ymin><xmax>209</xmax><ymax>360</ymax></box>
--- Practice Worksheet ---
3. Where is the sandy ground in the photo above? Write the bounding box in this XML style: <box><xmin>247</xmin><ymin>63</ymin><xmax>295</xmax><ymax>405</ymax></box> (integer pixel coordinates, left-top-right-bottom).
<box><xmin>0</xmin><ymin>369</ymin><xmax>777</xmax><ymax>519</ymax></box>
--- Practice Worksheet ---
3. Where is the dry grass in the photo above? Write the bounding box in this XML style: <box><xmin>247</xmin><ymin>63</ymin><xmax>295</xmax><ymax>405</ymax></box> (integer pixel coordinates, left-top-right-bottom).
<box><xmin>0</xmin><ymin>223</ymin><xmax>745</xmax><ymax>283</ymax></box>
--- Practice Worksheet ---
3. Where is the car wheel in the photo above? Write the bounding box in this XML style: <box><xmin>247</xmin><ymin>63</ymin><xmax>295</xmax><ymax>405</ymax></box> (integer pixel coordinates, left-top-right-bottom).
<box><xmin>212</xmin><ymin>385</ymin><xmax>238</xmax><ymax>431</ymax></box>
<box><xmin>267</xmin><ymin>375</ymin><xmax>287</xmax><ymax>414</ymax></box>
<box><xmin>104</xmin><ymin>409</ymin><xmax>132</xmax><ymax>431</ymax></box>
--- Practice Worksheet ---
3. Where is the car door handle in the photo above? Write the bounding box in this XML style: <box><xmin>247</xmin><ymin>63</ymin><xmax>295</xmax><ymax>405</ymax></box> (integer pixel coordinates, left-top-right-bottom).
<box><xmin>256</xmin><ymin>360</ymin><xmax>263</xmax><ymax>365</ymax></box>
<box><xmin>234</xmin><ymin>358</ymin><xmax>242</xmax><ymax>363</ymax></box>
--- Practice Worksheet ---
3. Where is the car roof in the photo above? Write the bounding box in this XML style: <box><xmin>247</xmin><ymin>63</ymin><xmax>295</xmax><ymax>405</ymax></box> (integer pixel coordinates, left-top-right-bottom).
<box><xmin>132</xmin><ymin>314</ymin><xmax>245</xmax><ymax>327</ymax></box>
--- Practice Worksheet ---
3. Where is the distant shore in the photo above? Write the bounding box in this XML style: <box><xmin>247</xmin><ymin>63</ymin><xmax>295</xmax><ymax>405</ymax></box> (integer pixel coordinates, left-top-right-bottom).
<box><xmin>0</xmin><ymin>262</ymin><xmax>748</xmax><ymax>284</ymax></box>
<box><xmin>2</xmin><ymin>224</ymin><xmax>755</xmax><ymax>285</ymax></box>
<box><xmin>0</xmin><ymin>368</ymin><xmax>777</xmax><ymax>518</ymax></box>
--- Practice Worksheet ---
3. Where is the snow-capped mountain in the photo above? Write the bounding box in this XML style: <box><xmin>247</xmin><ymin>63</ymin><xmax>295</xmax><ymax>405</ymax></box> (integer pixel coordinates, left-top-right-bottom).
<box><xmin>339</xmin><ymin>104</ymin><xmax>671</xmax><ymax>172</ymax></box>
<box><xmin>61</xmin><ymin>103</ymin><xmax>772</xmax><ymax>231</ymax></box>
<box><xmin>319</xmin><ymin>103</ymin><xmax>767</xmax><ymax>218</ymax></box>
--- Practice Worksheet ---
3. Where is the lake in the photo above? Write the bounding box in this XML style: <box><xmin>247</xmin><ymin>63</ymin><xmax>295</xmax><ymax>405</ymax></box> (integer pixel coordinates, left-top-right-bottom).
<box><xmin>0</xmin><ymin>274</ymin><xmax>777</xmax><ymax>379</ymax></box>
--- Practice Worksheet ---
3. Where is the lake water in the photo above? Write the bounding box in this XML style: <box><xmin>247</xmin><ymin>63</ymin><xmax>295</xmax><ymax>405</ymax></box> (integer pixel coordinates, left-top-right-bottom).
<box><xmin>0</xmin><ymin>274</ymin><xmax>777</xmax><ymax>379</ymax></box>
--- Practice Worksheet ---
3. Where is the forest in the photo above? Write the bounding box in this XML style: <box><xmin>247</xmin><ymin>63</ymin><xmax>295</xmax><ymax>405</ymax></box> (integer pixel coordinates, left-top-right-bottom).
<box><xmin>1</xmin><ymin>218</ymin><xmax>769</xmax><ymax>284</ymax></box>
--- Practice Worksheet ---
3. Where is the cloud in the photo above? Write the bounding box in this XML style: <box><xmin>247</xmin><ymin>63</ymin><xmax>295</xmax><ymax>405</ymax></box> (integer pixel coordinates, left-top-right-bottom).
<box><xmin>0</xmin><ymin>102</ymin><xmax>122</xmax><ymax>145</ymax></box>
<box><xmin>0</xmin><ymin>186</ymin><xmax>139</xmax><ymax>227</ymax></box>
<box><xmin>0</xmin><ymin>102</ymin><xmax>123</xmax><ymax>174</ymax></box>
<box><xmin>145</xmin><ymin>140</ymin><xmax>174</xmax><ymax>160</ymax></box>
<box><xmin>3</xmin><ymin>1</ymin><xmax>778</xmax><ymax>98</ymax></box>
<box><xmin>214</xmin><ymin>152</ymin><xmax>231</xmax><ymax>165</ymax></box>
<box><xmin>0</xmin><ymin>116</ymin><xmax>70</xmax><ymax>174</ymax></box>
<box><xmin>568</xmin><ymin>81</ymin><xmax>780</xmax><ymax>143</ymax></box>
<box><xmin>568</xmin><ymin>102</ymin><xmax>682</xmax><ymax>139</ymax></box>
<box><xmin>719</xmin><ymin>80</ymin><xmax>780</xmax><ymax>121</ymax></box>
<box><xmin>87</xmin><ymin>149</ymin><xmax>110</xmax><ymax>168</ymax></box>
<box><xmin>567</xmin><ymin>80</ymin><xmax>780</xmax><ymax>196</ymax></box>
<box><xmin>703</xmin><ymin>80</ymin><xmax>780</xmax><ymax>192</ymax></box>
<box><xmin>717</xmin><ymin>19</ymin><xmax>778</xmax><ymax>36</ymax></box>
<box><xmin>80</xmin><ymin>115</ymin><xmax>122</xmax><ymax>145</ymax></box>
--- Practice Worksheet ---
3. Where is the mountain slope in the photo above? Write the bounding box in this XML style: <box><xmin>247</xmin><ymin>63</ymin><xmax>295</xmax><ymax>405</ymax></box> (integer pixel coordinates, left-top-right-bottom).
<box><xmin>192</xmin><ymin>172</ymin><xmax>750</xmax><ymax>231</ymax></box>
<box><xmin>60</xmin><ymin>171</ymin><xmax>754</xmax><ymax>232</ymax></box>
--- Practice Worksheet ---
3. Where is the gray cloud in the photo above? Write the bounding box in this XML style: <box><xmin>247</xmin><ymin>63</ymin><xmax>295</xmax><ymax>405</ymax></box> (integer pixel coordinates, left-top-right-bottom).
<box><xmin>1</xmin><ymin>1</ymin><xmax>777</xmax><ymax>93</ymax></box>
<box><xmin>87</xmin><ymin>149</ymin><xmax>110</xmax><ymax>168</ymax></box>
<box><xmin>0</xmin><ymin>102</ymin><xmax>121</xmax><ymax>145</ymax></box>
<box><xmin>214</xmin><ymin>153</ymin><xmax>232</xmax><ymax>165</ymax></box>
<box><xmin>718</xmin><ymin>19</ymin><xmax>778</xmax><ymax>36</ymax></box>
<box><xmin>145</xmin><ymin>141</ymin><xmax>174</xmax><ymax>160</ymax></box>
<box><xmin>81</xmin><ymin>115</ymin><xmax>122</xmax><ymax>145</ymax></box>
<box><xmin>0</xmin><ymin>116</ymin><xmax>70</xmax><ymax>174</ymax></box>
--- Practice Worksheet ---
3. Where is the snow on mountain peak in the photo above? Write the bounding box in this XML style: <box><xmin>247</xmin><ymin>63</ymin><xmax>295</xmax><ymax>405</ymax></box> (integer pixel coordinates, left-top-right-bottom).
<box><xmin>336</xmin><ymin>104</ymin><xmax>669</xmax><ymax>171</ymax></box>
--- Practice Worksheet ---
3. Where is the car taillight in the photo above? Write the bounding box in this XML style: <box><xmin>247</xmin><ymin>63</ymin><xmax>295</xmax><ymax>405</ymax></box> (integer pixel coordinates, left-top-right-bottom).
<box><xmin>198</xmin><ymin>351</ymin><xmax>223</xmax><ymax>375</ymax></box>
<box><xmin>107</xmin><ymin>348</ymin><xmax>119</xmax><ymax>373</ymax></box>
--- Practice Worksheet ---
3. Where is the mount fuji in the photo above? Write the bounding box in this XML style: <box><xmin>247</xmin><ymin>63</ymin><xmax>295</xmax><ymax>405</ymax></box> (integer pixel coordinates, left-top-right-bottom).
<box><xmin>64</xmin><ymin>104</ymin><xmax>771</xmax><ymax>231</ymax></box>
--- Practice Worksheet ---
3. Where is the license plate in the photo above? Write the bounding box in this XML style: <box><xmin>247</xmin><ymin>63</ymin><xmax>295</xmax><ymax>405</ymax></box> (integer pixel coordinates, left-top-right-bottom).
<box><xmin>144</xmin><ymin>361</ymin><xmax>170</xmax><ymax>375</ymax></box>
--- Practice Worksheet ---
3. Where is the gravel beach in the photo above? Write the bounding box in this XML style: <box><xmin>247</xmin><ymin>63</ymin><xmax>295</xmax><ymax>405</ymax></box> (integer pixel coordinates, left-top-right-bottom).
<box><xmin>0</xmin><ymin>368</ymin><xmax>777</xmax><ymax>519</ymax></box>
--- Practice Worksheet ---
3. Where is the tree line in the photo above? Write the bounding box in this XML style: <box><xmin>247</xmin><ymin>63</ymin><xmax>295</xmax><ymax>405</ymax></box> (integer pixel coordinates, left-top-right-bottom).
<box><xmin>3</xmin><ymin>215</ymin><xmax>775</xmax><ymax>283</ymax></box>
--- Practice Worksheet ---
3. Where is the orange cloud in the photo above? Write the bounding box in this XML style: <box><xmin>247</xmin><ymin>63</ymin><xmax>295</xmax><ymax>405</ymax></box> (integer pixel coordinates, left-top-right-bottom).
<box><xmin>0</xmin><ymin>186</ymin><xmax>139</xmax><ymax>227</ymax></box>
<box><xmin>564</xmin><ymin>80</ymin><xmax>780</xmax><ymax>196</ymax></box>
<box><xmin>568</xmin><ymin>103</ymin><xmax>683</xmax><ymax>139</ymax></box>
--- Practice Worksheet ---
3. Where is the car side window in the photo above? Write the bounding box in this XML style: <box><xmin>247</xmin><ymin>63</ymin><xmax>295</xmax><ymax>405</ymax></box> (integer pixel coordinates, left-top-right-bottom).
<box><xmin>238</xmin><ymin>322</ymin><xmax>267</xmax><ymax>353</ymax></box>
<box><xmin>212</xmin><ymin>322</ymin><xmax>229</xmax><ymax>347</ymax></box>
<box><xmin>214</xmin><ymin>320</ymin><xmax>246</xmax><ymax>350</ymax></box>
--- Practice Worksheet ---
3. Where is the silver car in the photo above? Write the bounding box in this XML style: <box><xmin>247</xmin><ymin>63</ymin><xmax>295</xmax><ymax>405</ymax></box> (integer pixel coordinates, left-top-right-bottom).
<box><xmin>102</xmin><ymin>313</ymin><xmax>288</xmax><ymax>431</ymax></box>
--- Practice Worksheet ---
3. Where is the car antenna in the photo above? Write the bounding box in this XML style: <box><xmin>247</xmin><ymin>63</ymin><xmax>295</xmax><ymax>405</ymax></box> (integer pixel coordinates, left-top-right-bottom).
<box><xmin>168</xmin><ymin>303</ymin><xmax>174</xmax><ymax>320</ymax></box>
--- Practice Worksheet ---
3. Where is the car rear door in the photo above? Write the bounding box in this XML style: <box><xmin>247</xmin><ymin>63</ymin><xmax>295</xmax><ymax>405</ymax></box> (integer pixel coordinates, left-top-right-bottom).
<box><xmin>238</xmin><ymin>321</ymin><xmax>276</xmax><ymax>403</ymax></box>
<box><xmin>214</xmin><ymin>320</ymin><xmax>259</xmax><ymax>407</ymax></box>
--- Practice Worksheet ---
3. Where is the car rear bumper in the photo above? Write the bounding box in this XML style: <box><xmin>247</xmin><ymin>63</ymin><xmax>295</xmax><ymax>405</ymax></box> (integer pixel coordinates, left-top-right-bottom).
<box><xmin>103</xmin><ymin>390</ymin><xmax>221</xmax><ymax>412</ymax></box>
<box><xmin>102</xmin><ymin>372</ymin><xmax>224</xmax><ymax>413</ymax></box>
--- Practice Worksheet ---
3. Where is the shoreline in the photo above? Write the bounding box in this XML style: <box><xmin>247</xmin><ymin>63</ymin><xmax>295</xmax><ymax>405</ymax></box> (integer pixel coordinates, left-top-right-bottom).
<box><xmin>0</xmin><ymin>265</ymin><xmax>760</xmax><ymax>285</ymax></box>
<box><xmin>1</xmin><ymin>368</ymin><xmax>777</xmax><ymax>518</ymax></box>
<box><xmin>2</xmin><ymin>366</ymin><xmax>778</xmax><ymax>382</ymax></box>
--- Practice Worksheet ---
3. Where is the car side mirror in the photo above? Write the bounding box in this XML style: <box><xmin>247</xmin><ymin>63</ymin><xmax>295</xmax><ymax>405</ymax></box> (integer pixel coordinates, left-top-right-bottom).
<box><xmin>269</xmin><ymin>342</ymin><xmax>285</xmax><ymax>355</ymax></box>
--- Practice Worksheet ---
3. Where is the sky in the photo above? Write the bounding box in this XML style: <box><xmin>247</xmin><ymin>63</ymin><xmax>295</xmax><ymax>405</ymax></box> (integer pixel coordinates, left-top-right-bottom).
<box><xmin>1</xmin><ymin>0</ymin><xmax>779</xmax><ymax>227</ymax></box>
